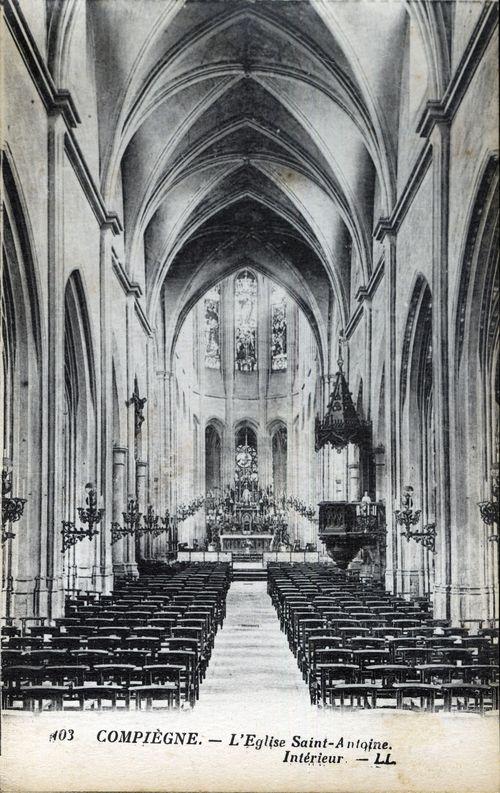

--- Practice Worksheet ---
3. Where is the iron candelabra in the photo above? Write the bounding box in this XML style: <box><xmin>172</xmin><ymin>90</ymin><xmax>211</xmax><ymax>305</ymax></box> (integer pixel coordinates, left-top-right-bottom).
<box><xmin>394</xmin><ymin>485</ymin><xmax>437</xmax><ymax>552</ymax></box>
<box><xmin>61</xmin><ymin>483</ymin><xmax>103</xmax><ymax>553</ymax></box>
<box><xmin>478</xmin><ymin>468</ymin><xmax>499</xmax><ymax>543</ymax></box>
<box><xmin>111</xmin><ymin>497</ymin><xmax>142</xmax><ymax>544</ymax></box>
<box><xmin>2</xmin><ymin>468</ymin><xmax>27</xmax><ymax>544</ymax></box>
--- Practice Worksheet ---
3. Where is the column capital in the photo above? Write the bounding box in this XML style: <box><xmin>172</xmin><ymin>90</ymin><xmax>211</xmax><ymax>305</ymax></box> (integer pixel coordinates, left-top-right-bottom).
<box><xmin>112</xmin><ymin>445</ymin><xmax>128</xmax><ymax>464</ymax></box>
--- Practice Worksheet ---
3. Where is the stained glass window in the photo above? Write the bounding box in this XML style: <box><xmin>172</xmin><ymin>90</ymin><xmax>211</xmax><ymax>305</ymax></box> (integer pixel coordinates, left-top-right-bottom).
<box><xmin>204</xmin><ymin>285</ymin><xmax>221</xmax><ymax>369</ymax></box>
<box><xmin>235</xmin><ymin>270</ymin><xmax>257</xmax><ymax>372</ymax></box>
<box><xmin>234</xmin><ymin>427</ymin><xmax>258</xmax><ymax>501</ymax></box>
<box><xmin>271</xmin><ymin>284</ymin><xmax>287</xmax><ymax>371</ymax></box>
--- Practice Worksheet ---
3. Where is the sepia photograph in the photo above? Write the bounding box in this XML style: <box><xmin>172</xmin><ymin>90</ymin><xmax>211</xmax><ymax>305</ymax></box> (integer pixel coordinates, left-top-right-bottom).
<box><xmin>0</xmin><ymin>0</ymin><xmax>499</xmax><ymax>791</ymax></box>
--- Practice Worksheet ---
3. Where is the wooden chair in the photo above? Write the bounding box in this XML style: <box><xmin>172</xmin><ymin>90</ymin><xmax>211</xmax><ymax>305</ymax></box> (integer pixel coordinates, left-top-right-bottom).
<box><xmin>324</xmin><ymin>683</ymin><xmax>379</xmax><ymax>710</ymax></box>
<box><xmin>19</xmin><ymin>685</ymin><xmax>66</xmax><ymax>711</ymax></box>
<box><xmin>432</xmin><ymin>647</ymin><xmax>474</xmax><ymax>665</ymax></box>
<box><xmin>42</xmin><ymin>665</ymin><xmax>90</xmax><ymax>686</ymax></box>
<box><xmin>393</xmin><ymin>683</ymin><xmax>442</xmax><ymax>712</ymax></box>
<box><xmin>1</xmin><ymin>625</ymin><xmax>21</xmax><ymax>638</ymax></box>
<box><xmin>363</xmin><ymin>664</ymin><xmax>415</xmax><ymax>686</ymax></box>
<box><xmin>460</xmin><ymin>664</ymin><xmax>499</xmax><ymax>683</ymax></box>
<box><xmin>70</xmin><ymin>685</ymin><xmax>122</xmax><ymax>710</ymax></box>
<box><xmin>3</xmin><ymin>637</ymin><xmax>44</xmax><ymax>650</ymax></box>
<box><xmin>87</xmin><ymin>636</ymin><xmax>121</xmax><ymax>651</ymax></box>
<box><xmin>347</xmin><ymin>637</ymin><xmax>387</xmax><ymax>650</ymax></box>
<box><xmin>27</xmin><ymin>649</ymin><xmax>71</xmax><ymax>666</ymax></box>
<box><xmin>123</xmin><ymin>636</ymin><xmax>161</xmax><ymax>653</ymax></box>
<box><xmin>395</xmin><ymin>646</ymin><xmax>434</xmax><ymax>664</ymax></box>
<box><xmin>93</xmin><ymin>664</ymin><xmax>139</xmax><ymax>686</ymax></box>
<box><xmin>352</xmin><ymin>649</ymin><xmax>391</xmax><ymax>669</ymax></box>
<box><xmin>156</xmin><ymin>650</ymin><xmax>198</xmax><ymax>705</ymax></box>
<box><xmin>316</xmin><ymin>664</ymin><xmax>360</xmax><ymax>705</ymax></box>
<box><xmin>2</xmin><ymin>666</ymin><xmax>45</xmax><ymax>704</ymax></box>
<box><xmin>441</xmin><ymin>683</ymin><xmax>490</xmax><ymax>714</ymax></box>
<box><xmin>96</xmin><ymin>626</ymin><xmax>131</xmax><ymax>639</ymax></box>
<box><xmin>73</xmin><ymin>649</ymin><xmax>112</xmax><ymax>666</ymax></box>
<box><xmin>415</xmin><ymin>664</ymin><xmax>456</xmax><ymax>684</ymax></box>
<box><xmin>114</xmin><ymin>649</ymin><xmax>151</xmax><ymax>667</ymax></box>
<box><xmin>130</xmin><ymin>684</ymin><xmax>180</xmax><ymax>710</ymax></box>
<box><xmin>49</xmin><ymin>636</ymin><xmax>83</xmax><ymax>650</ymax></box>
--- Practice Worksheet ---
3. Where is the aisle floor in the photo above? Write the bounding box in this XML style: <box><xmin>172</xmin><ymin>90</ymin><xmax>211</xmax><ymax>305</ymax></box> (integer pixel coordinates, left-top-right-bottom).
<box><xmin>196</xmin><ymin>580</ymin><xmax>310</xmax><ymax>714</ymax></box>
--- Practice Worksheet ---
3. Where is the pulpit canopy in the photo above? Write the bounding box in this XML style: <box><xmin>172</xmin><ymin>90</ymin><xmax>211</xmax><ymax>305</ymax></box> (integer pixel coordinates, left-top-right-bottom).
<box><xmin>315</xmin><ymin>367</ymin><xmax>370</xmax><ymax>452</ymax></box>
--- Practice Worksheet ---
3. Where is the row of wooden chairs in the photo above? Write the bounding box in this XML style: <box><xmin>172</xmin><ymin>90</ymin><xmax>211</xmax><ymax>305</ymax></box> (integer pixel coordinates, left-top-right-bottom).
<box><xmin>268</xmin><ymin>563</ymin><xmax>498</xmax><ymax>713</ymax></box>
<box><xmin>2</xmin><ymin>563</ymin><xmax>231</xmax><ymax>710</ymax></box>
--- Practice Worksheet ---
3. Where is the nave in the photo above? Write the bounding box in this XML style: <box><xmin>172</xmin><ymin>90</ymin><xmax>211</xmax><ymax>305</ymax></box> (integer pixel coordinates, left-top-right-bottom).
<box><xmin>2</xmin><ymin>563</ymin><xmax>498</xmax><ymax>714</ymax></box>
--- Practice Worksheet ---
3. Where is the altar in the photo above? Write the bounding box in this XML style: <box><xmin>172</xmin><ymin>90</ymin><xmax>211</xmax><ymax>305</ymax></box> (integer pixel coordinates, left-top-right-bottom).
<box><xmin>219</xmin><ymin>533</ymin><xmax>274</xmax><ymax>552</ymax></box>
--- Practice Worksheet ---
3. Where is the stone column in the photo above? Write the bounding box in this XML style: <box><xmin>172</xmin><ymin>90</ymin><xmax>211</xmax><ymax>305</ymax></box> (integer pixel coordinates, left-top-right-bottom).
<box><xmin>111</xmin><ymin>446</ymin><xmax>128</xmax><ymax>577</ymax></box>
<box><xmin>429</xmin><ymin>119</ymin><xmax>452</xmax><ymax>620</ymax></box>
<box><xmin>374</xmin><ymin>222</ymin><xmax>398</xmax><ymax>595</ymax></box>
<box><xmin>374</xmin><ymin>449</ymin><xmax>386</xmax><ymax>503</ymax></box>
<box><xmin>98</xmin><ymin>225</ymin><xmax>117</xmax><ymax>594</ymax></box>
<box><xmin>348</xmin><ymin>445</ymin><xmax>361</xmax><ymax>502</ymax></box>
<box><xmin>135</xmin><ymin>460</ymin><xmax>148</xmax><ymax>564</ymax></box>
<box><xmin>41</xmin><ymin>112</ymin><xmax>67</xmax><ymax>617</ymax></box>
<box><xmin>258</xmin><ymin>277</ymin><xmax>270</xmax><ymax>485</ymax></box>
<box><xmin>221</xmin><ymin>281</ymin><xmax>234</xmax><ymax>487</ymax></box>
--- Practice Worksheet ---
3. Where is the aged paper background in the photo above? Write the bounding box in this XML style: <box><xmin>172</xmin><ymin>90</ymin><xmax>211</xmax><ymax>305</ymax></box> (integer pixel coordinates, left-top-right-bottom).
<box><xmin>2</xmin><ymin>700</ymin><xmax>499</xmax><ymax>791</ymax></box>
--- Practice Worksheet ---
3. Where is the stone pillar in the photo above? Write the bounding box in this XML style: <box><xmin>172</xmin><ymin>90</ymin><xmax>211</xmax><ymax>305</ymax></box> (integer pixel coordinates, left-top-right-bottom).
<box><xmin>374</xmin><ymin>449</ymin><xmax>386</xmax><ymax>503</ymax></box>
<box><xmin>429</xmin><ymin>120</ymin><xmax>452</xmax><ymax>620</ymax></box>
<box><xmin>42</xmin><ymin>112</ymin><xmax>67</xmax><ymax>617</ymax></box>
<box><xmin>136</xmin><ymin>460</ymin><xmax>148</xmax><ymax>563</ymax></box>
<box><xmin>348</xmin><ymin>445</ymin><xmax>361</xmax><ymax>502</ymax></box>
<box><xmin>98</xmin><ymin>225</ymin><xmax>117</xmax><ymax>595</ymax></box>
<box><xmin>374</xmin><ymin>222</ymin><xmax>398</xmax><ymax>595</ymax></box>
<box><xmin>364</xmin><ymin>298</ymin><xmax>373</xmax><ymax>422</ymax></box>
<box><xmin>221</xmin><ymin>281</ymin><xmax>234</xmax><ymax>487</ymax></box>
<box><xmin>111</xmin><ymin>446</ymin><xmax>128</xmax><ymax>577</ymax></box>
<box><xmin>258</xmin><ymin>276</ymin><xmax>270</xmax><ymax>484</ymax></box>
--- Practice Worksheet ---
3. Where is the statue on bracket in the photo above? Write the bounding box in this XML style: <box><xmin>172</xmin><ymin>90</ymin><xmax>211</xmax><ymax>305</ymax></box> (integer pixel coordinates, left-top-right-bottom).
<box><xmin>128</xmin><ymin>378</ymin><xmax>147</xmax><ymax>436</ymax></box>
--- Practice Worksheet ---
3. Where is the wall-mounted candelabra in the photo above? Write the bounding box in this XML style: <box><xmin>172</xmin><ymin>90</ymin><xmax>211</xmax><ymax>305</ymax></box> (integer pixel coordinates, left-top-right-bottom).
<box><xmin>111</xmin><ymin>497</ymin><xmax>142</xmax><ymax>544</ymax></box>
<box><xmin>177</xmin><ymin>495</ymin><xmax>205</xmax><ymax>523</ymax></box>
<box><xmin>142</xmin><ymin>505</ymin><xmax>160</xmax><ymax>536</ymax></box>
<box><xmin>478</xmin><ymin>468</ymin><xmax>499</xmax><ymax>543</ymax></box>
<box><xmin>61</xmin><ymin>483</ymin><xmax>103</xmax><ymax>553</ymax></box>
<box><xmin>286</xmin><ymin>495</ymin><xmax>317</xmax><ymax>523</ymax></box>
<box><xmin>2</xmin><ymin>468</ymin><xmax>27</xmax><ymax>544</ymax></box>
<box><xmin>394</xmin><ymin>485</ymin><xmax>437</xmax><ymax>553</ymax></box>
<box><xmin>112</xmin><ymin>501</ymin><xmax>179</xmax><ymax>544</ymax></box>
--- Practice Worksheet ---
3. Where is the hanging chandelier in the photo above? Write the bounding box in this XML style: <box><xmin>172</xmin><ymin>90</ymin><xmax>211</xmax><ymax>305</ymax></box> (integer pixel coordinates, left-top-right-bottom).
<box><xmin>315</xmin><ymin>339</ymin><xmax>369</xmax><ymax>452</ymax></box>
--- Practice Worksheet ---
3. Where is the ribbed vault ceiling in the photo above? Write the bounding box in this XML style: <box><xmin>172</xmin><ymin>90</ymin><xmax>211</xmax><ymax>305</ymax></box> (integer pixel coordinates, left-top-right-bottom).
<box><xmin>86</xmin><ymin>0</ymin><xmax>422</xmax><ymax>361</ymax></box>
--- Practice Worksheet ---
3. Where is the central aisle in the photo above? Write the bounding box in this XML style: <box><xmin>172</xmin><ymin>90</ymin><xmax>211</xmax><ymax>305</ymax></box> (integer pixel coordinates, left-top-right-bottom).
<box><xmin>196</xmin><ymin>580</ymin><xmax>310</xmax><ymax>713</ymax></box>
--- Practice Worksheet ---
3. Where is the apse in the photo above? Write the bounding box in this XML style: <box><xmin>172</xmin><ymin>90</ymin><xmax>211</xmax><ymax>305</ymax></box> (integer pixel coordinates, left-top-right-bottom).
<box><xmin>172</xmin><ymin>266</ymin><xmax>320</xmax><ymax>549</ymax></box>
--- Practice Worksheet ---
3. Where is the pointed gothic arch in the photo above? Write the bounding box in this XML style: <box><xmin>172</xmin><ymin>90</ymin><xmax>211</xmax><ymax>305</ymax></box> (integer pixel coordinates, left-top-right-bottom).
<box><xmin>399</xmin><ymin>276</ymin><xmax>434</xmax><ymax>596</ymax></box>
<box><xmin>62</xmin><ymin>271</ymin><xmax>98</xmax><ymax>532</ymax></box>
<box><xmin>1</xmin><ymin>152</ymin><xmax>45</xmax><ymax>614</ymax></box>
<box><xmin>452</xmin><ymin>154</ymin><xmax>499</xmax><ymax>621</ymax></box>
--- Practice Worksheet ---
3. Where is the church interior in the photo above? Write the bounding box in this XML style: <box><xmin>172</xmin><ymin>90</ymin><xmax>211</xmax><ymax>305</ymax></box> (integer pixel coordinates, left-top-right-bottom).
<box><xmin>1</xmin><ymin>0</ymin><xmax>498</xmax><ymax>714</ymax></box>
